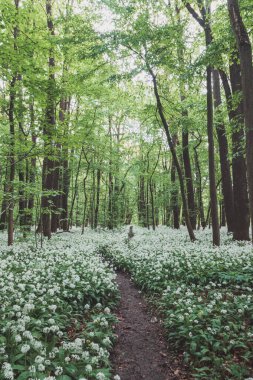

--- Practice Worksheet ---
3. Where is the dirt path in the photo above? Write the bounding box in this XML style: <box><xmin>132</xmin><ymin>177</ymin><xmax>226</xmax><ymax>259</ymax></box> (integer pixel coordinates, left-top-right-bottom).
<box><xmin>111</xmin><ymin>271</ymin><xmax>190</xmax><ymax>380</ymax></box>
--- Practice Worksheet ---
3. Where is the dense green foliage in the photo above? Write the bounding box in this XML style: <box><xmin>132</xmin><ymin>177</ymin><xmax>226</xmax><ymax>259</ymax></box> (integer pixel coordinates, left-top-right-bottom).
<box><xmin>0</xmin><ymin>0</ymin><xmax>252</xmax><ymax>243</ymax></box>
<box><xmin>1</xmin><ymin>0</ymin><xmax>253</xmax><ymax>378</ymax></box>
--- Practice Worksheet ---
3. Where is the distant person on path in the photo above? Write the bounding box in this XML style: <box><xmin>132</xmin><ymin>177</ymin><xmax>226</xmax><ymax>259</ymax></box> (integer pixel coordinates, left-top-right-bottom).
<box><xmin>128</xmin><ymin>226</ymin><xmax>134</xmax><ymax>239</ymax></box>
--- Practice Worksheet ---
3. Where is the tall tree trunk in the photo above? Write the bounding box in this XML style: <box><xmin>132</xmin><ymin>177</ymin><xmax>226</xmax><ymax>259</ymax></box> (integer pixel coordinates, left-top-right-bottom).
<box><xmin>220</xmin><ymin>58</ymin><xmax>250</xmax><ymax>240</ymax></box>
<box><xmin>81</xmin><ymin>159</ymin><xmax>90</xmax><ymax>234</ymax></box>
<box><xmin>204</xmin><ymin>26</ymin><xmax>220</xmax><ymax>245</ymax></box>
<box><xmin>228</xmin><ymin>0</ymin><xmax>253</xmax><ymax>241</ymax></box>
<box><xmin>138</xmin><ymin>174</ymin><xmax>146</xmax><ymax>227</ymax></box>
<box><xmin>69</xmin><ymin>147</ymin><xmax>83</xmax><ymax>227</ymax></box>
<box><xmin>149</xmin><ymin>180</ymin><xmax>155</xmax><ymax>231</ymax></box>
<box><xmin>7</xmin><ymin>75</ymin><xmax>16</xmax><ymax>246</ymax></box>
<box><xmin>51</xmin><ymin>145</ymin><xmax>60</xmax><ymax>233</ymax></box>
<box><xmin>229</xmin><ymin>60</ymin><xmax>250</xmax><ymax>240</ymax></box>
<box><xmin>17</xmin><ymin>75</ymin><xmax>28</xmax><ymax>235</ymax></box>
<box><xmin>59</xmin><ymin>98</ymin><xmax>70</xmax><ymax>231</ymax></box>
<box><xmin>18</xmin><ymin>161</ymin><xmax>26</xmax><ymax>231</ymax></box>
<box><xmin>41</xmin><ymin>0</ymin><xmax>56</xmax><ymax>239</ymax></box>
<box><xmin>27</xmin><ymin>99</ymin><xmax>36</xmax><ymax>229</ymax></box>
<box><xmin>90</xmin><ymin>166</ymin><xmax>96</xmax><ymax>229</ymax></box>
<box><xmin>94</xmin><ymin>167</ymin><xmax>101</xmax><ymax>229</ymax></box>
<box><xmin>212</xmin><ymin>69</ymin><xmax>234</xmax><ymax>233</ymax></box>
<box><xmin>147</xmin><ymin>65</ymin><xmax>196</xmax><ymax>241</ymax></box>
<box><xmin>181</xmin><ymin>111</ymin><xmax>196</xmax><ymax>229</ymax></box>
<box><xmin>194</xmin><ymin>141</ymin><xmax>205</xmax><ymax>229</ymax></box>
<box><xmin>107</xmin><ymin>119</ymin><xmax>114</xmax><ymax>229</ymax></box>
<box><xmin>176</xmin><ymin>4</ymin><xmax>196</xmax><ymax>230</ymax></box>
<box><xmin>0</xmin><ymin>168</ymin><xmax>8</xmax><ymax>231</ymax></box>
<box><xmin>185</xmin><ymin>1</ymin><xmax>219</xmax><ymax>244</ymax></box>
<box><xmin>171</xmin><ymin>155</ymin><xmax>180</xmax><ymax>229</ymax></box>
<box><xmin>7</xmin><ymin>0</ymin><xmax>20</xmax><ymax>245</ymax></box>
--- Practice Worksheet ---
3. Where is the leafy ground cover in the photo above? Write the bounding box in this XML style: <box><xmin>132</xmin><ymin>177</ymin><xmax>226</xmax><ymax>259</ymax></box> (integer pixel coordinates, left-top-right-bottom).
<box><xmin>101</xmin><ymin>226</ymin><xmax>253</xmax><ymax>380</ymax></box>
<box><xmin>0</xmin><ymin>230</ymin><xmax>119</xmax><ymax>380</ymax></box>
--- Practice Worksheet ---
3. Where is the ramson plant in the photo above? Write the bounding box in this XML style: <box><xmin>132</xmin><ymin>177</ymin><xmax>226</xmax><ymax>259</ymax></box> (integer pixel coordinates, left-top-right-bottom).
<box><xmin>0</xmin><ymin>230</ymin><xmax>119</xmax><ymax>380</ymax></box>
<box><xmin>101</xmin><ymin>226</ymin><xmax>253</xmax><ymax>379</ymax></box>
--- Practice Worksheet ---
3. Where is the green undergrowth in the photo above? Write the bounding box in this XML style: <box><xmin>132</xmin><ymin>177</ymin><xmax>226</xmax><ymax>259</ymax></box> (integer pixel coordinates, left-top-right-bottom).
<box><xmin>100</xmin><ymin>226</ymin><xmax>253</xmax><ymax>380</ymax></box>
<box><xmin>0</xmin><ymin>231</ymin><xmax>120</xmax><ymax>380</ymax></box>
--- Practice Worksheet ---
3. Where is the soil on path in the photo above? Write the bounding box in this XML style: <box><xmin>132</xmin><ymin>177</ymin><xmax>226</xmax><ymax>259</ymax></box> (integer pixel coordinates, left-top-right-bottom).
<box><xmin>111</xmin><ymin>271</ymin><xmax>191</xmax><ymax>380</ymax></box>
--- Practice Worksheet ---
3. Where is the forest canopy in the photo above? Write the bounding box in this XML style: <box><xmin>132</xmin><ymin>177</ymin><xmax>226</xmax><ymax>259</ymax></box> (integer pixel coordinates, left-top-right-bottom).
<box><xmin>1</xmin><ymin>1</ymin><xmax>253</xmax><ymax>379</ymax></box>
<box><xmin>0</xmin><ymin>0</ymin><xmax>253</xmax><ymax>245</ymax></box>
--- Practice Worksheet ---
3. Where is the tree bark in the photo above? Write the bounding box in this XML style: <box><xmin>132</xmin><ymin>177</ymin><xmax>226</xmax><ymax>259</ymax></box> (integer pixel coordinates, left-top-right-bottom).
<box><xmin>41</xmin><ymin>0</ymin><xmax>56</xmax><ymax>239</ymax></box>
<box><xmin>212</xmin><ymin>69</ymin><xmax>234</xmax><ymax>233</ymax></box>
<box><xmin>171</xmin><ymin>154</ymin><xmax>180</xmax><ymax>229</ymax></box>
<box><xmin>220</xmin><ymin>56</ymin><xmax>250</xmax><ymax>240</ymax></box>
<box><xmin>229</xmin><ymin>60</ymin><xmax>250</xmax><ymax>240</ymax></box>
<box><xmin>7</xmin><ymin>0</ymin><xmax>20</xmax><ymax>245</ymax></box>
<box><xmin>204</xmin><ymin>25</ymin><xmax>220</xmax><ymax>245</ymax></box>
<box><xmin>227</xmin><ymin>0</ymin><xmax>253</xmax><ymax>241</ymax></box>
<box><xmin>194</xmin><ymin>140</ymin><xmax>205</xmax><ymax>229</ymax></box>
<box><xmin>94</xmin><ymin>167</ymin><xmax>101</xmax><ymax>229</ymax></box>
<box><xmin>0</xmin><ymin>168</ymin><xmax>9</xmax><ymax>231</ymax></box>
<box><xmin>147</xmin><ymin>65</ymin><xmax>196</xmax><ymax>241</ymax></box>
<box><xmin>181</xmin><ymin>109</ymin><xmax>196</xmax><ymax>229</ymax></box>
<box><xmin>138</xmin><ymin>174</ymin><xmax>146</xmax><ymax>227</ymax></box>
<box><xmin>81</xmin><ymin>158</ymin><xmax>90</xmax><ymax>234</ymax></box>
<box><xmin>26</xmin><ymin>99</ymin><xmax>36</xmax><ymax>229</ymax></box>
<box><xmin>59</xmin><ymin>98</ymin><xmax>70</xmax><ymax>231</ymax></box>
<box><xmin>185</xmin><ymin>1</ymin><xmax>219</xmax><ymax>244</ymax></box>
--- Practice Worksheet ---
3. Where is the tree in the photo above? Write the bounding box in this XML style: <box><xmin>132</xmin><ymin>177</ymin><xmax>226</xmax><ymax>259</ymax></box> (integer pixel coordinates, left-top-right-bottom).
<box><xmin>227</xmin><ymin>0</ymin><xmax>253</xmax><ymax>241</ymax></box>
<box><xmin>185</xmin><ymin>0</ymin><xmax>220</xmax><ymax>245</ymax></box>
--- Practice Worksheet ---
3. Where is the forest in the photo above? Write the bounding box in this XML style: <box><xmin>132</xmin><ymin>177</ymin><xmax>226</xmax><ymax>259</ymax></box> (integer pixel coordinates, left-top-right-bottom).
<box><xmin>0</xmin><ymin>0</ymin><xmax>253</xmax><ymax>379</ymax></box>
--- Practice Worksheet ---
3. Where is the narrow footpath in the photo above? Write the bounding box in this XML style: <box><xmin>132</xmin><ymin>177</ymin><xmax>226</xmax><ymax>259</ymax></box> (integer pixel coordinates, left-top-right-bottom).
<box><xmin>111</xmin><ymin>271</ymin><xmax>190</xmax><ymax>380</ymax></box>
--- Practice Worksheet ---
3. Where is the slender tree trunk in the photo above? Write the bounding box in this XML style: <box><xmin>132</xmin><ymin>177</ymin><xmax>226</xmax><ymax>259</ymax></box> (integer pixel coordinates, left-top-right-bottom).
<box><xmin>107</xmin><ymin>119</ymin><xmax>114</xmax><ymax>229</ymax></box>
<box><xmin>27</xmin><ymin>99</ymin><xmax>36</xmax><ymax>229</ymax></box>
<box><xmin>108</xmin><ymin>168</ymin><xmax>114</xmax><ymax>230</ymax></box>
<box><xmin>180</xmin><ymin>96</ymin><xmax>196</xmax><ymax>229</ymax></box>
<box><xmin>149</xmin><ymin>180</ymin><xmax>155</xmax><ymax>231</ymax></box>
<box><xmin>175</xmin><ymin>4</ymin><xmax>196</xmax><ymax>230</ymax></box>
<box><xmin>228</xmin><ymin>0</ymin><xmax>253</xmax><ymax>241</ymax></box>
<box><xmin>81</xmin><ymin>160</ymin><xmax>90</xmax><ymax>234</ymax></box>
<box><xmin>51</xmin><ymin>145</ymin><xmax>60</xmax><ymax>233</ymax></box>
<box><xmin>0</xmin><ymin>168</ymin><xmax>8</xmax><ymax>231</ymax></box>
<box><xmin>17</xmin><ymin>80</ymin><xmax>27</xmax><ymax>234</ymax></box>
<box><xmin>194</xmin><ymin>142</ymin><xmax>205</xmax><ymax>229</ymax></box>
<box><xmin>220</xmin><ymin>200</ymin><xmax>226</xmax><ymax>227</ymax></box>
<box><xmin>146</xmin><ymin>153</ymin><xmax>150</xmax><ymax>229</ymax></box>
<box><xmin>220</xmin><ymin>58</ymin><xmax>250</xmax><ymax>240</ymax></box>
<box><xmin>59</xmin><ymin>98</ymin><xmax>70</xmax><ymax>231</ymax></box>
<box><xmin>90</xmin><ymin>166</ymin><xmax>96</xmax><ymax>229</ymax></box>
<box><xmin>212</xmin><ymin>69</ymin><xmax>234</xmax><ymax>233</ymax></box>
<box><xmin>69</xmin><ymin>147</ymin><xmax>83</xmax><ymax>227</ymax></box>
<box><xmin>7</xmin><ymin>0</ymin><xmax>20</xmax><ymax>245</ymax></box>
<box><xmin>147</xmin><ymin>65</ymin><xmax>196</xmax><ymax>241</ymax></box>
<box><xmin>94</xmin><ymin>167</ymin><xmax>101</xmax><ymax>229</ymax></box>
<box><xmin>185</xmin><ymin>1</ymin><xmax>219</xmax><ymax>244</ymax></box>
<box><xmin>205</xmin><ymin>26</ymin><xmax>220</xmax><ymax>245</ymax></box>
<box><xmin>171</xmin><ymin>156</ymin><xmax>180</xmax><ymax>229</ymax></box>
<box><xmin>41</xmin><ymin>0</ymin><xmax>56</xmax><ymax>239</ymax></box>
<box><xmin>18</xmin><ymin>162</ymin><xmax>26</xmax><ymax>230</ymax></box>
<box><xmin>7</xmin><ymin>77</ymin><xmax>17</xmax><ymax>246</ymax></box>
<box><xmin>138</xmin><ymin>174</ymin><xmax>146</xmax><ymax>227</ymax></box>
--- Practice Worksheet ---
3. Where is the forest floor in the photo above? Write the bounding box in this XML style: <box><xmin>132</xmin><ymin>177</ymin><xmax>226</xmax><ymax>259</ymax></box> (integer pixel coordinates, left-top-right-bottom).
<box><xmin>2</xmin><ymin>227</ymin><xmax>253</xmax><ymax>379</ymax></box>
<box><xmin>111</xmin><ymin>271</ymin><xmax>190</xmax><ymax>380</ymax></box>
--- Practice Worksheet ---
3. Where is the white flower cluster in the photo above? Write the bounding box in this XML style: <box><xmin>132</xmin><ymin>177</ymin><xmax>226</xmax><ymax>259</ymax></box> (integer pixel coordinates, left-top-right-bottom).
<box><xmin>0</xmin><ymin>230</ymin><xmax>118</xmax><ymax>379</ymax></box>
<box><xmin>101</xmin><ymin>225</ymin><xmax>253</xmax><ymax>378</ymax></box>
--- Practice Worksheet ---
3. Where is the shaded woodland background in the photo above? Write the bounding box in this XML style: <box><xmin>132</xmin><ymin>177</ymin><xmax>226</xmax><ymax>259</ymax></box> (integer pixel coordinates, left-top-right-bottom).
<box><xmin>0</xmin><ymin>0</ymin><xmax>253</xmax><ymax>246</ymax></box>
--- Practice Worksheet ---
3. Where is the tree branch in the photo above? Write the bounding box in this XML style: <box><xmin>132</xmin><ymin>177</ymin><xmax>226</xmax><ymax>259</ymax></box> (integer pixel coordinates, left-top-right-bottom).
<box><xmin>184</xmin><ymin>2</ymin><xmax>205</xmax><ymax>28</ymax></box>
